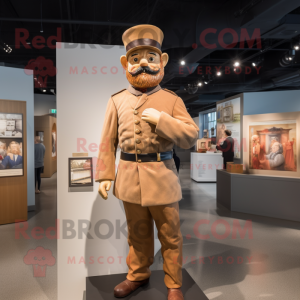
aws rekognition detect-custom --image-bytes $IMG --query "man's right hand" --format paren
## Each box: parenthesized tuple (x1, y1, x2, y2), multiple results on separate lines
(98, 180, 112, 200)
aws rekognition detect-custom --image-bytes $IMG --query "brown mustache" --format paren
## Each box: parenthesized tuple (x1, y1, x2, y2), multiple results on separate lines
(128, 66, 160, 76)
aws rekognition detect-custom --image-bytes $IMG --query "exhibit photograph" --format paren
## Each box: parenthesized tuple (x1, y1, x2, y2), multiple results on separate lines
(0, 113, 22, 138)
(68, 157, 93, 187)
(249, 120, 297, 171)
(0, 113, 24, 177)
(216, 97, 241, 159)
(52, 123, 57, 159)
(1, 1, 300, 300)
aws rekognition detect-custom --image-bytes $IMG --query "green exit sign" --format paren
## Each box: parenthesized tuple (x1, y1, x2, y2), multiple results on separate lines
(50, 109, 57, 114)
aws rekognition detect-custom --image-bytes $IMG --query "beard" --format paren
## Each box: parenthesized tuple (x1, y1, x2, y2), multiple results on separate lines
(126, 62, 164, 89)
(0, 149, 6, 157)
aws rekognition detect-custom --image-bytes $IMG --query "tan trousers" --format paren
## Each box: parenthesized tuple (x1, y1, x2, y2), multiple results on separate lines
(123, 201, 183, 288)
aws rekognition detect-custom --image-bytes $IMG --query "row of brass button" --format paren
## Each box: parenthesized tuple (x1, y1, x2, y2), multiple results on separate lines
(134, 109, 143, 160)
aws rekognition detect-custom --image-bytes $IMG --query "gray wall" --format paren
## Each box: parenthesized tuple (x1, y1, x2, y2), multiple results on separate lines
(0, 66, 35, 208)
(34, 94, 56, 116)
(244, 90, 300, 115)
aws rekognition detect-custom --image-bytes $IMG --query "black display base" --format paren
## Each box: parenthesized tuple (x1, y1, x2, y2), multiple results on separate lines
(86, 269, 208, 300)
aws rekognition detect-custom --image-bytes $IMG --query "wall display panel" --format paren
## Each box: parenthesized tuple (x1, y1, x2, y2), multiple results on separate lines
(0, 99, 27, 225)
(217, 97, 241, 159)
(0, 113, 23, 177)
(68, 157, 93, 187)
(244, 111, 300, 178)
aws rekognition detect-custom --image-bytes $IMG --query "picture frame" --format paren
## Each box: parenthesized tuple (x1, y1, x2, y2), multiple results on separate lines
(0, 113, 24, 178)
(68, 157, 93, 187)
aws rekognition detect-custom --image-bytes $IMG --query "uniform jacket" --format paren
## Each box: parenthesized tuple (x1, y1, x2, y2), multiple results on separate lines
(95, 84, 199, 206)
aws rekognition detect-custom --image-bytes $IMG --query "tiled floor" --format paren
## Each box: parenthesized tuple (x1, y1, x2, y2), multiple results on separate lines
(0, 167, 299, 300)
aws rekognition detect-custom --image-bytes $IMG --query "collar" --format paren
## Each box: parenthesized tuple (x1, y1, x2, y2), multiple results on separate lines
(127, 84, 161, 96)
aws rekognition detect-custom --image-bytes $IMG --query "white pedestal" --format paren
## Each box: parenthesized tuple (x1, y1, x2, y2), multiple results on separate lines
(190, 152, 223, 182)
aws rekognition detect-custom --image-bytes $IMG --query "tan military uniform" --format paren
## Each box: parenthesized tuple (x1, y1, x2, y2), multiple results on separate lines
(96, 84, 199, 288)
(95, 84, 199, 206)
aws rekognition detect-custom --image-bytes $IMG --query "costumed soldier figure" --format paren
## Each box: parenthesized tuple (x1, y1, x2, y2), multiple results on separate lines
(96, 24, 199, 300)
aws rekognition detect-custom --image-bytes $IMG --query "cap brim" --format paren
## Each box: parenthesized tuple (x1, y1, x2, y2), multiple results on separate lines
(126, 46, 162, 59)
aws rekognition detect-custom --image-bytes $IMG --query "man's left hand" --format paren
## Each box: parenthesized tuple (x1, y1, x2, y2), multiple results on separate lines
(141, 108, 161, 125)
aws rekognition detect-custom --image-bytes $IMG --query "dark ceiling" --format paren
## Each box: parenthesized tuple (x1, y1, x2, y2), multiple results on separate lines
(1, 0, 300, 117)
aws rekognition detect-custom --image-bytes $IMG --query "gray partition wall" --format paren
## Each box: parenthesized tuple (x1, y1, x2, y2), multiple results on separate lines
(217, 170, 300, 222)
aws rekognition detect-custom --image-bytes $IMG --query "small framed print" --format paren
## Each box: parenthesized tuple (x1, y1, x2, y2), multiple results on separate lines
(0, 113, 23, 177)
(68, 157, 93, 187)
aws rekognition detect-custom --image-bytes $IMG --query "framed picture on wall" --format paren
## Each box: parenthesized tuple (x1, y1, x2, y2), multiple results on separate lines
(216, 97, 242, 159)
(36, 131, 44, 143)
(0, 113, 23, 177)
(52, 123, 57, 159)
(68, 157, 93, 187)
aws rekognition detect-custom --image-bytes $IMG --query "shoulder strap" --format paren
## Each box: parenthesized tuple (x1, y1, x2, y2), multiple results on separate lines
(163, 88, 178, 96)
(111, 89, 126, 97)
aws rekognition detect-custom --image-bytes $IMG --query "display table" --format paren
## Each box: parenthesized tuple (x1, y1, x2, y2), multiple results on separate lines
(191, 152, 223, 182)
(86, 269, 208, 300)
(217, 170, 300, 222)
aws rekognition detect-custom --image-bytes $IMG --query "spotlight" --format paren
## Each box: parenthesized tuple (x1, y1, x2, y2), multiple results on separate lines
(0, 41, 12, 54)
(186, 84, 198, 94)
(279, 50, 295, 67)
(180, 60, 185, 65)
(234, 61, 240, 67)
(294, 45, 299, 50)
(216, 71, 221, 76)
(198, 82, 202, 86)
(204, 81, 208, 84)
(252, 57, 263, 67)
(43, 89, 46, 92)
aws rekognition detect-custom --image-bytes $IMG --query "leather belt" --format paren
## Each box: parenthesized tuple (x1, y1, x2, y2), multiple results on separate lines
(121, 151, 173, 162)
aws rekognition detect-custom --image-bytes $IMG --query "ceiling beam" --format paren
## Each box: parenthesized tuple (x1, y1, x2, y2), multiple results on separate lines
(0, 17, 138, 27)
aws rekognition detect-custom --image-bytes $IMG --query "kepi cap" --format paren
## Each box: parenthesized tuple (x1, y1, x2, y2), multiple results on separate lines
(122, 24, 164, 58)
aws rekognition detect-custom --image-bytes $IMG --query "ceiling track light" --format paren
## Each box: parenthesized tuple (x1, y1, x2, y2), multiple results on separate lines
(279, 50, 295, 67)
(180, 60, 185, 65)
(0, 41, 12, 54)
(252, 57, 264, 67)
(233, 61, 240, 67)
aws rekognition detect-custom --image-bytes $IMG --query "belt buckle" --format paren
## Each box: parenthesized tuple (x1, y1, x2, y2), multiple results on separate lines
(157, 153, 161, 162)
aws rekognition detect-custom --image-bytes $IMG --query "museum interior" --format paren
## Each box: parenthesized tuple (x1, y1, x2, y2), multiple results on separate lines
(0, 1, 300, 300)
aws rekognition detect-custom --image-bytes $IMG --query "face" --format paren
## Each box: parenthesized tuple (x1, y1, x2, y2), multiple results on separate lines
(10, 143, 20, 155)
(121, 48, 168, 89)
(272, 144, 279, 153)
